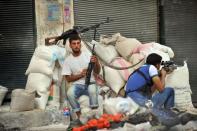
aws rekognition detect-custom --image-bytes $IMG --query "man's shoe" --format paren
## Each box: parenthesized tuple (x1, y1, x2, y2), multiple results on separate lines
(67, 119, 83, 131)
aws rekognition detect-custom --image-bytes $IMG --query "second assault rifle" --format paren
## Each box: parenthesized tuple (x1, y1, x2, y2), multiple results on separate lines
(161, 60, 177, 72)
(56, 17, 113, 45)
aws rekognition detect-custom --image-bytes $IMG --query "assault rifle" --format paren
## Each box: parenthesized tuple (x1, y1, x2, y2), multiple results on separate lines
(56, 17, 113, 45)
(83, 18, 113, 87)
(85, 44, 95, 87)
(161, 60, 177, 72)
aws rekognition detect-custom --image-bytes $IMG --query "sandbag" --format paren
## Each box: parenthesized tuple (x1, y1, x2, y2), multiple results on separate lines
(102, 66, 125, 94)
(110, 57, 134, 81)
(25, 55, 55, 76)
(128, 53, 145, 70)
(0, 85, 8, 106)
(104, 97, 139, 115)
(100, 34, 118, 45)
(88, 40, 119, 63)
(35, 91, 49, 110)
(142, 47, 171, 61)
(78, 95, 103, 124)
(25, 73, 52, 95)
(151, 42, 174, 58)
(10, 89, 35, 112)
(132, 42, 174, 60)
(35, 45, 66, 63)
(115, 34, 141, 60)
(165, 61, 190, 89)
(174, 90, 194, 110)
(165, 61, 193, 110)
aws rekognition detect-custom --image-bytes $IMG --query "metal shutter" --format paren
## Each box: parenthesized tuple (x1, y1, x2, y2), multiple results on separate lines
(162, 0, 197, 102)
(73, 0, 158, 42)
(0, 0, 35, 90)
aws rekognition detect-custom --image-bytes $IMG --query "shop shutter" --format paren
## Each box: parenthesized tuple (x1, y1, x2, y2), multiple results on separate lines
(162, 0, 197, 102)
(0, 0, 35, 90)
(73, 0, 158, 43)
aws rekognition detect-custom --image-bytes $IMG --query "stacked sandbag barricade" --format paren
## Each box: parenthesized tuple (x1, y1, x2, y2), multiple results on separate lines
(89, 33, 197, 117)
(13, 32, 196, 130)
(25, 45, 66, 110)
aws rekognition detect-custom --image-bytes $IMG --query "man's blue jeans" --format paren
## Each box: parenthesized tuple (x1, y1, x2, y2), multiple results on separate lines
(67, 84, 99, 112)
(127, 87, 175, 109)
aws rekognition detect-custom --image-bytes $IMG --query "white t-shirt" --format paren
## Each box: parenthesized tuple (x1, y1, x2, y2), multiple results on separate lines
(148, 65, 158, 77)
(62, 51, 95, 85)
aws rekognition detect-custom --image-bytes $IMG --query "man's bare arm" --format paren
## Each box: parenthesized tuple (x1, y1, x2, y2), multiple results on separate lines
(65, 69, 87, 82)
(152, 69, 166, 92)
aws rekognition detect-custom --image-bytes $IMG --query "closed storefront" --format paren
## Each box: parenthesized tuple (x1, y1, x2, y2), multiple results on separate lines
(162, 0, 197, 102)
(0, 0, 36, 90)
(73, 0, 158, 42)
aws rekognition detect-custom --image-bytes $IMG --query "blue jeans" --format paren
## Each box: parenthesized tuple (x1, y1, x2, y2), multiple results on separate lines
(127, 87, 175, 109)
(67, 84, 99, 112)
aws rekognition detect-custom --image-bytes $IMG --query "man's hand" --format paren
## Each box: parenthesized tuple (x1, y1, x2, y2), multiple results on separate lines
(90, 55, 99, 64)
(160, 68, 167, 77)
(80, 68, 87, 77)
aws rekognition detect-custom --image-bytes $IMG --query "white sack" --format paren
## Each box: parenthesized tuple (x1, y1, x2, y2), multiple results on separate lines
(34, 45, 54, 61)
(25, 55, 55, 76)
(25, 73, 52, 95)
(151, 42, 174, 58)
(78, 95, 103, 124)
(102, 66, 125, 94)
(165, 61, 190, 89)
(35, 91, 49, 110)
(165, 61, 194, 110)
(35, 45, 66, 67)
(142, 47, 171, 62)
(89, 40, 119, 63)
(173, 90, 193, 110)
(104, 97, 139, 115)
(100, 34, 118, 45)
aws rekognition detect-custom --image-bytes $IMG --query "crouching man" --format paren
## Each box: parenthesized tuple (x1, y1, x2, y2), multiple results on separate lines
(125, 53, 175, 109)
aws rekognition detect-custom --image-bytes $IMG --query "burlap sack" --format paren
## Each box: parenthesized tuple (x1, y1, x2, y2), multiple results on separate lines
(10, 89, 35, 112)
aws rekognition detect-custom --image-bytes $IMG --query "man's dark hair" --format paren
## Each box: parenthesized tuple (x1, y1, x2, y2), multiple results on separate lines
(146, 53, 162, 66)
(69, 34, 81, 44)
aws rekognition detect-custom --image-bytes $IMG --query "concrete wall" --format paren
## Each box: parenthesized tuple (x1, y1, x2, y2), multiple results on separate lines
(35, 0, 74, 45)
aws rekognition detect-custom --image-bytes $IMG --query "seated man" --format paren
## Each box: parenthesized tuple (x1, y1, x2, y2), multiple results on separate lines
(62, 34, 101, 120)
(125, 53, 175, 109)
